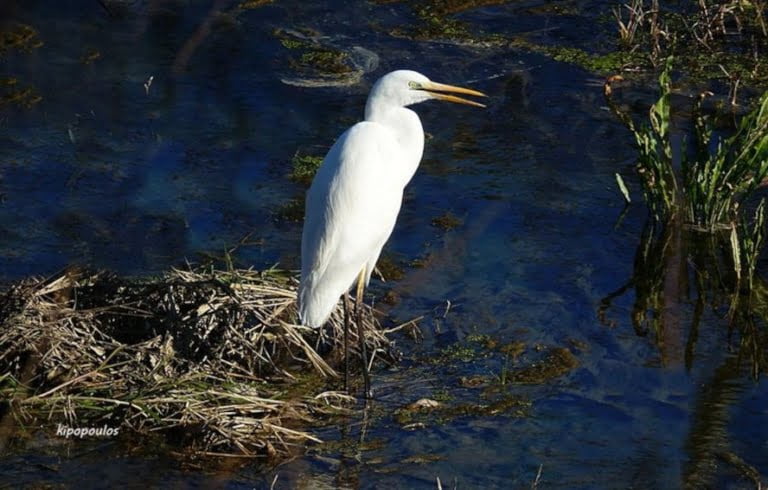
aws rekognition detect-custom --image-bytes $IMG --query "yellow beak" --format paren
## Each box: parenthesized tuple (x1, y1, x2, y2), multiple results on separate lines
(417, 81, 487, 108)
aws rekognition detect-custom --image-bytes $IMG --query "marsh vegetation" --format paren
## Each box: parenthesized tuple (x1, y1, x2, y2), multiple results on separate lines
(0, 266, 394, 458)
(603, 58, 768, 379)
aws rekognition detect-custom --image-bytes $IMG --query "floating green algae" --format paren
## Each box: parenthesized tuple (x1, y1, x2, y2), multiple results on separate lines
(275, 197, 305, 223)
(238, 0, 273, 10)
(0, 78, 42, 109)
(0, 24, 43, 57)
(289, 153, 324, 184)
(431, 211, 463, 231)
(507, 347, 579, 384)
(297, 49, 353, 74)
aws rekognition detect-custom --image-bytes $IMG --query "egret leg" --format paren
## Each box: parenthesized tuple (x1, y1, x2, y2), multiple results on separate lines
(355, 268, 372, 399)
(342, 292, 351, 393)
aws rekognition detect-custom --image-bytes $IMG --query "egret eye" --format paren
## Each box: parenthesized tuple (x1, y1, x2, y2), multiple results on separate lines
(408, 81, 421, 90)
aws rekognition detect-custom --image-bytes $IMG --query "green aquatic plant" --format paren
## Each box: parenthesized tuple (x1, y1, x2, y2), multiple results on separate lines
(0, 24, 43, 57)
(607, 58, 768, 228)
(685, 93, 768, 229)
(290, 153, 324, 184)
(393, 393, 530, 427)
(604, 58, 768, 378)
(383, 0, 508, 46)
(238, 0, 272, 9)
(276, 197, 305, 222)
(280, 38, 306, 50)
(374, 254, 406, 281)
(510, 39, 633, 74)
(297, 49, 352, 74)
(273, 29, 357, 82)
(410, 4, 474, 40)
(431, 211, 462, 231)
(616, 61, 678, 220)
(0, 78, 42, 109)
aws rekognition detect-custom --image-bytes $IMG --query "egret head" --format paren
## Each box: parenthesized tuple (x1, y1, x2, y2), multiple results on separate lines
(366, 70, 486, 112)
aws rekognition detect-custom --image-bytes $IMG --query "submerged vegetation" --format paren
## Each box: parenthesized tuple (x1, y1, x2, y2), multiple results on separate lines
(0, 267, 396, 458)
(289, 153, 324, 184)
(272, 28, 365, 87)
(607, 59, 768, 228)
(0, 78, 41, 109)
(392, 334, 578, 428)
(604, 58, 768, 377)
(0, 24, 43, 110)
(0, 24, 43, 57)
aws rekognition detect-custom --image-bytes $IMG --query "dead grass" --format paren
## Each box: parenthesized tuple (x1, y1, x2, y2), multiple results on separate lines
(0, 266, 397, 459)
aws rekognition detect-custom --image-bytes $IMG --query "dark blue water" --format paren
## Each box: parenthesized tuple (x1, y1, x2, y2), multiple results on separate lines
(2, 1, 766, 488)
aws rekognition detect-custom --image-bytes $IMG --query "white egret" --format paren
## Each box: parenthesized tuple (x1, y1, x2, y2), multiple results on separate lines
(298, 70, 486, 397)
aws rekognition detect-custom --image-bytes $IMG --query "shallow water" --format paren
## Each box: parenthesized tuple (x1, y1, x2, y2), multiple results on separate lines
(1, 0, 767, 488)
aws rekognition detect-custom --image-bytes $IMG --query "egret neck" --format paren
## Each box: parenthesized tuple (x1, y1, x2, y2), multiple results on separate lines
(364, 101, 425, 189)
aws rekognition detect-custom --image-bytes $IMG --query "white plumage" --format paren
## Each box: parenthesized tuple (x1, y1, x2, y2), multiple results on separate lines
(298, 70, 485, 329)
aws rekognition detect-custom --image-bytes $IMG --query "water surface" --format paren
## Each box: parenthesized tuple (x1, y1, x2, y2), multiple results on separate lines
(1, 0, 766, 488)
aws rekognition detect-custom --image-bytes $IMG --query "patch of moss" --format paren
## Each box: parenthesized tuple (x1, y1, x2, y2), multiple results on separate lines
(0, 24, 43, 57)
(458, 375, 487, 388)
(511, 38, 633, 74)
(467, 333, 498, 350)
(508, 347, 579, 384)
(274, 28, 355, 77)
(410, 5, 473, 40)
(280, 38, 306, 50)
(409, 253, 432, 268)
(434, 342, 483, 363)
(393, 400, 434, 425)
(566, 338, 588, 352)
(401, 454, 444, 464)
(0, 78, 42, 109)
(277, 371, 328, 398)
(383, 1, 507, 45)
(465, 333, 489, 343)
(678, 49, 768, 90)
(431, 211, 462, 231)
(297, 49, 352, 74)
(498, 340, 525, 359)
(289, 154, 324, 184)
(239, 0, 272, 9)
(380, 290, 400, 305)
(525, 2, 581, 16)
(434, 395, 530, 422)
(275, 198, 305, 223)
(432, 388, 453, 402)
(483, 394, 530, 416)
(376, 254, 405, 281)
(440, 334, 527, 365)
(313, 436, 387, 456)
(375, 0, 512, 16)
(80, 50, 101, 65)
(394, 392, 529, 426)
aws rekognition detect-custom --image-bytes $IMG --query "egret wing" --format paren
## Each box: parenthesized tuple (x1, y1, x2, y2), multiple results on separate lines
(299, 122, 404, 327)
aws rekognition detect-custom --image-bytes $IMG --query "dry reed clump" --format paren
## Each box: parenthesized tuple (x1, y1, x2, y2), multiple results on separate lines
(0, 267, 398, 458)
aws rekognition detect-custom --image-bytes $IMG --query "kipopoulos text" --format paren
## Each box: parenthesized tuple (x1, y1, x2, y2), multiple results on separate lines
(55, 424, 120, 438)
